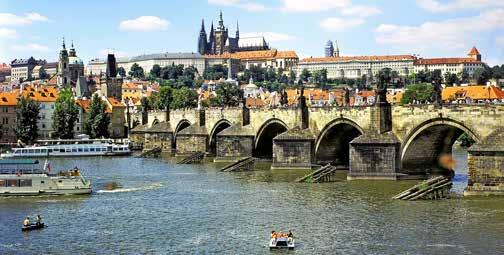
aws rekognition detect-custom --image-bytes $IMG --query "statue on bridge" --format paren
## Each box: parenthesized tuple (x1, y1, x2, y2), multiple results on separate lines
(344, 87, 351, 106)
(431, 80, 443, 106)
(375, 70, 389, 105)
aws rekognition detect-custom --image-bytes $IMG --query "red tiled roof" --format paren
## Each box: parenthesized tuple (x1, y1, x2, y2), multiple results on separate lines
(415, 58, 481, 65)
(442, 85, 504, 101)
(0, 92, 18, 106)
(21, 85, 58, 102)
(204, 49, 298, 60)
(468, 46, 480, 56)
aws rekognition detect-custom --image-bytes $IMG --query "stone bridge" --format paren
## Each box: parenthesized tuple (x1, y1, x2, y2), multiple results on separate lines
(136, 104, 504, 196)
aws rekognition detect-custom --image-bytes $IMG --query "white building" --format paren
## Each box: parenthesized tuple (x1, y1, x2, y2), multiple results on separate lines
(413, 47, 483, 76)
(87, 52, 206, 76)
(297, 55, 415, 79)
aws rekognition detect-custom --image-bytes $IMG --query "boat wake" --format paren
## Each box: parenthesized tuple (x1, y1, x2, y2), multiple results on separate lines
(96, 183, 163, 194)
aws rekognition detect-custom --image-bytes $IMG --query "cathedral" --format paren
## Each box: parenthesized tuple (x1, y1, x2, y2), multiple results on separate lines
(198, 11, 270, 55)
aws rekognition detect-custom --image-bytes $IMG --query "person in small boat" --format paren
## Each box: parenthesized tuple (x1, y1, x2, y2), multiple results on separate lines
(23, 217, 30, 227)
(271, 230, 277, 239)
(287, 230, 293, 242)
(35, 215, 41, 226)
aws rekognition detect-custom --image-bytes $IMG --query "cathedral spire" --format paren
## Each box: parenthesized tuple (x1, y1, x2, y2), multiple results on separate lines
(218, 10, 224, 30)
(335, 40, 340, 57)
(200, 19, 206, 33)
(62, 37, 66, 49)
(236, 20, 239, 38)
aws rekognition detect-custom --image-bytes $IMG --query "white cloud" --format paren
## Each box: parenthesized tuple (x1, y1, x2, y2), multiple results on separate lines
(320, 17, 365, 31)
(280, 0, 350, 12)
(0, 12, 50, 26)
(11, 43, 50, 52)
(416, 0, 504, 13)
(119, 16, 170, 32)
(241, 32, 296, 42)
(341, 5, 382, 17)
(375, 9, 504, 52)
(208, 0, 267, 12)
(0, 27, 17, 38)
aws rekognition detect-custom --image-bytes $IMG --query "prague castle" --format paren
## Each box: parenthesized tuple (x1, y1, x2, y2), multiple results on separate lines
(198, 11, 270, 55)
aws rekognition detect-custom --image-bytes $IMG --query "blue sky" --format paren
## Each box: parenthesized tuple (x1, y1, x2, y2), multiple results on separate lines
(1, 0, 504, 66)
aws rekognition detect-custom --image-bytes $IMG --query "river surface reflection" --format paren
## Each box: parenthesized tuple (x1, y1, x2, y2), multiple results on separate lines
(2, 147, 504, 254)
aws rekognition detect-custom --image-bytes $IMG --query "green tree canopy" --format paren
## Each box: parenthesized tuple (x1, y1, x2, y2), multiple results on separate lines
(117, 67, 126, 77)
(85, 94, 110, 138)
(473, 65, 492, 85)
(52, 88, 79, 139)
(170, 87, 198, 109)
(400, 83, 434, 105)
(300, 68, 311, 83)
(15, 96, 40, 144)
(210, 82, 240, 107)
(150, 64, 162, 78)
(129, 63, 144, 79)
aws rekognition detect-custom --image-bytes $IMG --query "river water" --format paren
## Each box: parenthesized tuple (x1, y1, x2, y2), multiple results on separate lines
(2, 147, 504, 254)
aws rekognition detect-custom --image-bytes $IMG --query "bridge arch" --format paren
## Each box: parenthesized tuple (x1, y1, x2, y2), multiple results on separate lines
(173, 119, 191, 149)
(401, 118, 480, 176)
(254, 118, 288, 159)
(315, 118, 364, 166)
(209, 119, 232, 155)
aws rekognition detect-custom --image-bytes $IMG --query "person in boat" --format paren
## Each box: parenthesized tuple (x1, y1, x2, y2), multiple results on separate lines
(287, 230, 294, 242)
(271, 231, 277, 240)
(23, 217, 30, 227)
(35, 215, 41, 226)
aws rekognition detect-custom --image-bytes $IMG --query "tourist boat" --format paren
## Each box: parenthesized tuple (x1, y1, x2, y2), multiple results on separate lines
(22, 223, 45, 231)
(0, 139, 131, 158)
(269, 237, 295, 249)
(0, 159, 92, 196)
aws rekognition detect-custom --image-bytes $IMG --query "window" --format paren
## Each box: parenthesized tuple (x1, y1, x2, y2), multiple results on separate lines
(72, 148, 77, 152)
(27, 149, 34, 153)
(90, 148, 95, 152)
(19, 179, 32, 187)
(0, 180, 4, 186)
(78, 148, 83, 152)
(7, 179, 18, 187)
(83, 148, 89, 152)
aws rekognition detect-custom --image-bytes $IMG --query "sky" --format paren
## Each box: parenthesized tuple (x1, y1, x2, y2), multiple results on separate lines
(1, 0, 504, 66)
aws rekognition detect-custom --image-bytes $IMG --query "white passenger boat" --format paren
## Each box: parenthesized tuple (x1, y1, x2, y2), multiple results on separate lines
(0, 139, 131, 158)
(0, 160, 92, 196)
(269, 237, 295, 249)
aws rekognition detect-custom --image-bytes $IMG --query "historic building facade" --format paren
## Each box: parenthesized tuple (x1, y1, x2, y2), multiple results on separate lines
(413, 47, 484, 76)
(198, 11, 269, 55)
(57, 39, 84, 87)
(10, 57, 46, 82)
(299, 45, 485, 80)
(87, 53, 206, 77)
(297, 55, 415, 79)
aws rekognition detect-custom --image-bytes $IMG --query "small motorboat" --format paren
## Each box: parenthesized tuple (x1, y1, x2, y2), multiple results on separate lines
(22, 223, 45, 232)
(269, 237, 295, 249)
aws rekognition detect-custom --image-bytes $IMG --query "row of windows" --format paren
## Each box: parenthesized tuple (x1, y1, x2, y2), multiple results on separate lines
(0, 179, 32, 187)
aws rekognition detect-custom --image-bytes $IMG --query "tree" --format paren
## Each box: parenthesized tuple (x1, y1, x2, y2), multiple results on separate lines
(52, 88, 79, 139)
(211, 82, 240, 107)
(473, 65, 492, 85)
(203, 64, 227, 80)
(400, 83, 434, 104)
(85, 94, 110, 138)
(150, 64, 161, 78)
(15, 96, 40, 144)
(117, 67, 126, 77)
(443, 72, 458, 87)
(170, 87, 198, 109)
(300, 68, 311, 83)
(129, 63, 144, 79)
(458, 70, 470, 84)
(288, 70, 297, 85)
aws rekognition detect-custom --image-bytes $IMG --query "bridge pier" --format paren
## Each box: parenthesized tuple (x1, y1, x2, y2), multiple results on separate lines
(175, 109, 209, 155)
(271, 127, 315, 170)
(215, 125, 254, 162)
(465, 130, 504, 196)
(348, 97, 401, 180)
(143, 122, 173, 152)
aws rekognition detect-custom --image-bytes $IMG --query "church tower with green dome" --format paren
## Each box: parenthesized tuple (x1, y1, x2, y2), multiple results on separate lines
(57, 38, 84, 88)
